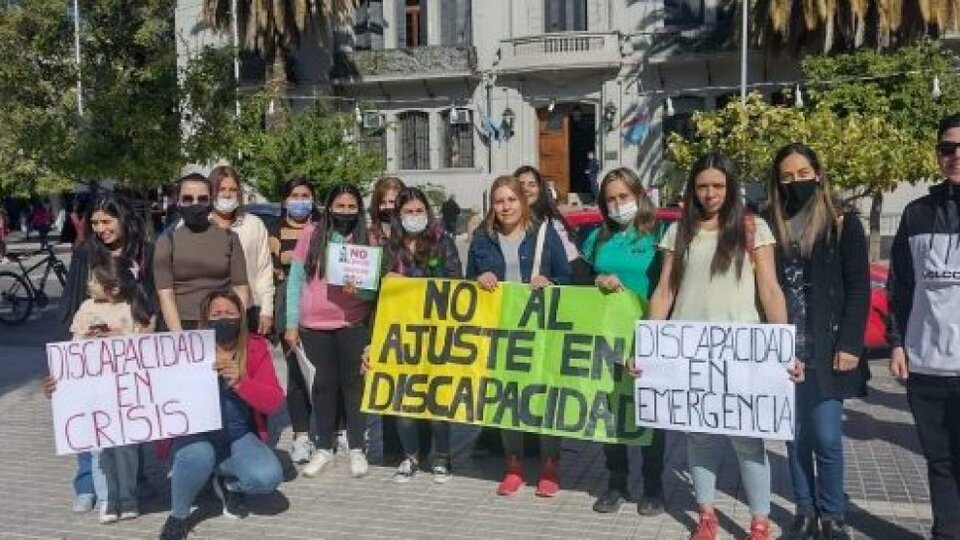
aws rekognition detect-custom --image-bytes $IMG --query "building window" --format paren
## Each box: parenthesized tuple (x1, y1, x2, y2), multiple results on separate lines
(399, 111, 430, 169)
(663, 96, 706, 152)
(664, 0, 704, 26)
(405, 0, 426, 47)
(358, 127, 387, 165)
(442, 109, 474, 168)
(544, 0, 586, 33)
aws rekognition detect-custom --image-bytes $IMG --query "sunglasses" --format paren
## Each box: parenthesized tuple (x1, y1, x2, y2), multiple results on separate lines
(936, 141, 960, 157)
(179, 195, 211, 205)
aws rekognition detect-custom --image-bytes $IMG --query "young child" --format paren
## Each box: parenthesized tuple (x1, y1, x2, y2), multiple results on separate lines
(46, 253, 156, 523)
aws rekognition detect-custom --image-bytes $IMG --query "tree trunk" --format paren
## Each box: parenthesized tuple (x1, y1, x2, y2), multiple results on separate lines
(869, 191, 883, 262)
(264, 47, 288, 130)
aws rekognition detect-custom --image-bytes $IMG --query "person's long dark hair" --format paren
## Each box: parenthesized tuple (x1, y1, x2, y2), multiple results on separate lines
(368, 176, 406, 246)
(88, 250, 154, 327)
(513, 165, 574, 237)
(84, 194, 148, 264)
(304, 183, 368, 280)
(387, 187, 446, 274)
(279, 177, 320, 223)
(669, 152, 746, 293)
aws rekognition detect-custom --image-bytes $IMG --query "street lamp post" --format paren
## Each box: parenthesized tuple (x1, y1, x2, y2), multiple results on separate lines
(740, 0, 748, 103)
(73, 0, 83, 116)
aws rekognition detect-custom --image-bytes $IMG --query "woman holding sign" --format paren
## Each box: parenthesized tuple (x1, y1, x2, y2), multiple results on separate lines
(285, 183, 373, 479)
(384, 187, 463, 483)
(159, 289, 283, 540)
(583, 167, 667, 516)
(645, 153, 802, 540)
(766, 143, 869, 540)
(467, 175, 572, 497)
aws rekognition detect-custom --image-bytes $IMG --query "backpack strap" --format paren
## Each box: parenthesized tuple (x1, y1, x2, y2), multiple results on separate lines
(531, 222, 548, 279)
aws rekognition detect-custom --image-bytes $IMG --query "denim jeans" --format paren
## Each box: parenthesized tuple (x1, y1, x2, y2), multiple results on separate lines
(907, 374, 960, 539)
(787, 377, 846, 519)
(687, 433, 771, 516)
(397, 417, 450, 461)
(91, 451, 107, 503)
(99, 445, 140, 513)
(168, 433, 282, 519)
(73, 452, 94, 497)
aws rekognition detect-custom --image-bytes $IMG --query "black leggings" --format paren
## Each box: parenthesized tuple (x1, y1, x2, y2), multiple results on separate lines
(282, 340, 311, 434)
(299, 325, 368, 450)
(603, 428, 665, 497)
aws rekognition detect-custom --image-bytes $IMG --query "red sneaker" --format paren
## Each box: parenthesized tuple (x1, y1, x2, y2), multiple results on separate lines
(497, 457, 524, 496)
(748, 516, 771, 540)
(535, 458, 559, 497)
(690, 510, 718, 540)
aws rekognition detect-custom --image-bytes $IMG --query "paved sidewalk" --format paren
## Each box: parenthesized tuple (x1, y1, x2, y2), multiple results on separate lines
(0, 259, 933, 539)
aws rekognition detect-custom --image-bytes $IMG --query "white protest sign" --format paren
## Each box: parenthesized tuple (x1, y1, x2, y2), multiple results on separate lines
(46, 330, 222, 455)
(634, 321, 796, 441)
(325, 242, 383, 290)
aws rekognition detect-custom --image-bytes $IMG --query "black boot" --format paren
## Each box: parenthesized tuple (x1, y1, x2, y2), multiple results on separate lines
(159, 516, 188, 540)
(592, 488, 624, 513)
(786, 514, 819, 539)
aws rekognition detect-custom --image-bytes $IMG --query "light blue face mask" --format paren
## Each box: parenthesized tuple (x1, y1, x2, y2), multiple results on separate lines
(286, 199, 313, 219)
(401, 214, 429, 234)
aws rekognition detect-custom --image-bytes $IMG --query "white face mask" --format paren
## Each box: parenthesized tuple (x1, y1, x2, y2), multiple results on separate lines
(401, 214, 429, 234)
(609, 200, 638, 225)
(214, 196, 239, 214)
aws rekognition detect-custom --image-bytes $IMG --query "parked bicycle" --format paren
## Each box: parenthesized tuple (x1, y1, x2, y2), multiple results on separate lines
(0, 244, 68, 325)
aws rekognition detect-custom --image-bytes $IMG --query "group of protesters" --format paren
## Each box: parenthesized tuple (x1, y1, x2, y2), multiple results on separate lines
(42, 113, 960, 540)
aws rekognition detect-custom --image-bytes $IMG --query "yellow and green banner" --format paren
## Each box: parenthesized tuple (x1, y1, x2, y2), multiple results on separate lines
(363, 277, 651, 445)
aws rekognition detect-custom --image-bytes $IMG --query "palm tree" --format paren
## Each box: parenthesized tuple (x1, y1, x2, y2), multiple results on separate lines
(202, 0, 357, 90)
(755, 0, 960, 53)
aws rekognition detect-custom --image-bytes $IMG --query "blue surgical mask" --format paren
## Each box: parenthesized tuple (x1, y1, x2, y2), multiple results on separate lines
(609, 201, 638, 225)
(286, 199, 313, 219)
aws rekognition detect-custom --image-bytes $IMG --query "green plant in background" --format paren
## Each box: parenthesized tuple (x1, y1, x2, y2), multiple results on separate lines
(227, 94, 384, 200)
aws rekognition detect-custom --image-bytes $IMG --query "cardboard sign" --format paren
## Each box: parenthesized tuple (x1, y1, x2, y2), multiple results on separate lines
(634, 321, 796, 441)
(362, 277, 653, 445)
(46, 330, 222, 455)
(325, 243, 383, 290)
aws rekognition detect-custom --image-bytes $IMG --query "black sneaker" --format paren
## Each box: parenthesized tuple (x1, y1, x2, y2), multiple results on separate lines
(637, 496, 665, 516)
(592, 489, 624, 513)
(820, 518, 851, 540)
(212, 475, 249, 519)
(786, 515, 819, 539)
(159, 516, 188, 540)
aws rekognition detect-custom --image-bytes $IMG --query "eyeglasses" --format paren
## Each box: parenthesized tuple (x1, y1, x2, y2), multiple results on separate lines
(179, 195, 210, 205)
(936, 141, 960, 157)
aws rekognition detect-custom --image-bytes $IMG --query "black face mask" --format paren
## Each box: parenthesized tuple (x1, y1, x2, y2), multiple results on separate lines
(211, 317, 242, 348)
(329, 212, 359, 234)
(781, 180, 819, 217)
(377, 208, 396, 223)
(179, 204, 212, 231)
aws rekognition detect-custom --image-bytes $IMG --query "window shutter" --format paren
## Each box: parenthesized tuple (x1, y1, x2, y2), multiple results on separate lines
(369, 0, 385, 49)
(395, 0, 407, 47)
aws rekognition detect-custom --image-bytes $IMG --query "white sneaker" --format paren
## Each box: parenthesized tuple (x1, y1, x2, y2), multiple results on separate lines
(393, 457, 417, 484)
(348, 449, 369, 478)
(289, 434, 314, 464)
(302, 449, 333, 478)
(98, 502, 118, 524)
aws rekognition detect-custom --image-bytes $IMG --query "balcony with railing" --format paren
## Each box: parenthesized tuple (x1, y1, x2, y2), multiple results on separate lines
(494, 32, 623, 74)
(332, 45, 477, 83)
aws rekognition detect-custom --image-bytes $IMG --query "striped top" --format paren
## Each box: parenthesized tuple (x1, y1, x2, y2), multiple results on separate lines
(269, 219, 309, 282)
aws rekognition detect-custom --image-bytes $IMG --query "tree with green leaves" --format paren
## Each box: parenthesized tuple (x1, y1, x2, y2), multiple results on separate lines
(225, 94, 384, 199)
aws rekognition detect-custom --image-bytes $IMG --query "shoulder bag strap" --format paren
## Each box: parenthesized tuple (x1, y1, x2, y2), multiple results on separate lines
(531, 222, 547, 279)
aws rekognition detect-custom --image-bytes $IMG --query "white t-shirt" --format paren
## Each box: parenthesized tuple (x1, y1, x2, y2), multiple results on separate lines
(659, 218, 776, 323)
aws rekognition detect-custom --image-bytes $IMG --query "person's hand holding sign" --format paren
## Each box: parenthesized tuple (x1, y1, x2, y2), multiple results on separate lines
(360, 344, 371, 375)
(477, 271, 498, 291)
(595, 274, 624, 293)
(625, 359, 642, 378)
(788, 359, 805, 383)
(215, 355, 241, 388)
(343, 276, 359, 296)
(529, 275, 552, 290)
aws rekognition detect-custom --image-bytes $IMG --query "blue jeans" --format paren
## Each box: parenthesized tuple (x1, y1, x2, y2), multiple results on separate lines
(687, 433, 771, 516)
(73, 452, 94, 496)
(787, 377, 846, 519)
(168, 433, 282, 519)
(397, 417, 451, 460)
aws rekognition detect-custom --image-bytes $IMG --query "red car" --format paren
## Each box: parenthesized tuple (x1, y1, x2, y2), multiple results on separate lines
(561, 205, 889, 350)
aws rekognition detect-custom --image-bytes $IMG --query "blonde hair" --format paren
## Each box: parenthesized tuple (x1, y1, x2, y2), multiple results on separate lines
(768, 144, 840, 258)
(484, 175, 533, 236)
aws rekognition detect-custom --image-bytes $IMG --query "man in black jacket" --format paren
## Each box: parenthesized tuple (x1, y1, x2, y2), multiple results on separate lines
(887, 113, 960, 540)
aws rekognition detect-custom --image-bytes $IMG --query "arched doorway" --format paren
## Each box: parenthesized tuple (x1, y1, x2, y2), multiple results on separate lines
(537, 103, 597, 202)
